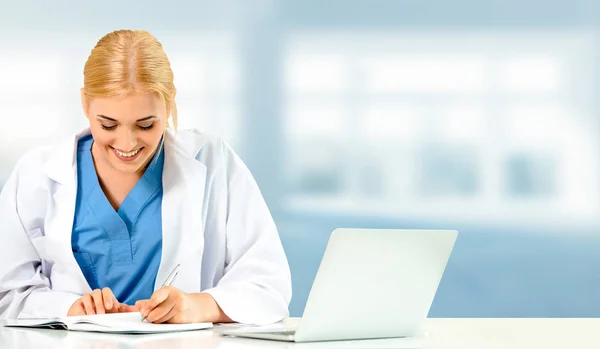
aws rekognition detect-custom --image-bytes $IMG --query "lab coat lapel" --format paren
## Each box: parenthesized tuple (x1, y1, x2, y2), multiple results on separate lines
(44, 128, 93, 294)
(157, 130, 207, 293)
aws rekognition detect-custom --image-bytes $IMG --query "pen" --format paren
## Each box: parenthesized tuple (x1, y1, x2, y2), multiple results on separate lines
(141, 263, 181, 322)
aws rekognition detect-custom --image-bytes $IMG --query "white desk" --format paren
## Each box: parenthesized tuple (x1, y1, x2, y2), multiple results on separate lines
(1, 318, 598, 349)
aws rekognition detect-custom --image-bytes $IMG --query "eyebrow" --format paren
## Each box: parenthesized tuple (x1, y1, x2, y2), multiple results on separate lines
(97, 115, 157, 122)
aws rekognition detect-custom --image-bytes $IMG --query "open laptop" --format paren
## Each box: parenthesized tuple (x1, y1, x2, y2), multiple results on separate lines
(217, 228, 458, 342)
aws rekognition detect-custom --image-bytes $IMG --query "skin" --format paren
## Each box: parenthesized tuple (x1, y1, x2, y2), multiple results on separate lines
(67, 90, 232, 324)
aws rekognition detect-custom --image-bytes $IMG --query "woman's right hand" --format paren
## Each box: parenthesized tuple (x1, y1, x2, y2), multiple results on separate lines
(68, 287, 137, 316)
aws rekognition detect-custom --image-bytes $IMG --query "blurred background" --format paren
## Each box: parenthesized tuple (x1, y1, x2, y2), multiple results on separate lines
(0, 0, 599, 317)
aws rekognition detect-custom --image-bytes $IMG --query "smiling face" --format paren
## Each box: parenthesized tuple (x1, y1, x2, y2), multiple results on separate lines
(82, 90, 168, 175)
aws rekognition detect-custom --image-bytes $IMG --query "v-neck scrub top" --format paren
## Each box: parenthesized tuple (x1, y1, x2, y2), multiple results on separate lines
(71, 134, 164, 304)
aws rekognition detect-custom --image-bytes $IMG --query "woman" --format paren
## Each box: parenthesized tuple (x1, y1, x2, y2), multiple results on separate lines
(0, 30, 291, 325)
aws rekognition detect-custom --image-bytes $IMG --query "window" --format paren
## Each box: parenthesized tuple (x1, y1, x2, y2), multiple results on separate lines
(283, 31, 598, 225)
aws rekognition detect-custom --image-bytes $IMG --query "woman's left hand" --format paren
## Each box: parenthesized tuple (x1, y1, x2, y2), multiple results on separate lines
(135, 286, 224, 324)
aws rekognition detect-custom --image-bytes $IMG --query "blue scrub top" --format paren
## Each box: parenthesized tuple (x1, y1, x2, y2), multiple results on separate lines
(71, 134, 164, 304)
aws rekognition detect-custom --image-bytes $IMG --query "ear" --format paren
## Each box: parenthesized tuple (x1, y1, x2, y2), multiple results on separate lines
(80, 88, 91, 119)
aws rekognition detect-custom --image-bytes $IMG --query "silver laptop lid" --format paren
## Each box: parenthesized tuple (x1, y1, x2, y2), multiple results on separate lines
(294, 228, 457, 342)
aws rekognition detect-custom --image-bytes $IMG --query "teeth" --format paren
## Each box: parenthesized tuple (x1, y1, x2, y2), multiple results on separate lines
(115, 148, 140, 158)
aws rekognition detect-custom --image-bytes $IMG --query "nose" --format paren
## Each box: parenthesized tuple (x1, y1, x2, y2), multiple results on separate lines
(115, 128, 137, 152)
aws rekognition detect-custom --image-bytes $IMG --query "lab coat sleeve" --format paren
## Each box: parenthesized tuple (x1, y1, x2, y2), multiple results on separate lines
(202, 142, 292, 325)
(0, 161, 81, 319)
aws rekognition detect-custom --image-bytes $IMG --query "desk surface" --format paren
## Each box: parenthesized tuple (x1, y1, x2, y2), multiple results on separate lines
(1, 318, 598, 349)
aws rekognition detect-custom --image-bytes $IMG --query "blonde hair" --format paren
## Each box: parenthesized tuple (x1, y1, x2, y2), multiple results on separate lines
(82, 29, 178, 129)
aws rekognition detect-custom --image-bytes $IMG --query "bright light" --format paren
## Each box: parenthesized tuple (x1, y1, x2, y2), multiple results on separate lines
(363, 55, 487, 93)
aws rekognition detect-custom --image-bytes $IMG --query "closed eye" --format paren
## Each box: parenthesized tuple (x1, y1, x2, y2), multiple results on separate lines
(138, 123, 154, 131)
(100, 124, 117, 131)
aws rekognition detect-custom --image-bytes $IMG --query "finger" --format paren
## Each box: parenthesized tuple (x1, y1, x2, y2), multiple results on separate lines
(145, 288, 171, 313)
(78, 300, 87, 315)
(69, 300, 86, 316)
(119, 302, 135, 312)
(101, 288, 115, 311)
(155, 303, 179, 324)
(91, 289, 105, 314)
(135, 299, 147, 310)
(146, 298, 176, 323)
(82, 294, 96, 315)
(135, 300, 149, 315)
(118, 304, 138, 313)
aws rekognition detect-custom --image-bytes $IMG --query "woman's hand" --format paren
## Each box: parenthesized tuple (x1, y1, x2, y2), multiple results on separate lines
(135, 286, 231, 324)
(68, 287, 137, 316)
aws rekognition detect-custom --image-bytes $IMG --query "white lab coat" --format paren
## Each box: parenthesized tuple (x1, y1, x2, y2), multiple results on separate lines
(0, 127, 292, 324)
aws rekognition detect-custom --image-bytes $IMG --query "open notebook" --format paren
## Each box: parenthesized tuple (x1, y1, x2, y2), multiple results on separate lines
(1, 312, 212, 334)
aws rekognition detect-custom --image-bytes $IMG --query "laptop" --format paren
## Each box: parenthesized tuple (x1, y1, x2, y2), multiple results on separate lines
(217, 228, 457, 342)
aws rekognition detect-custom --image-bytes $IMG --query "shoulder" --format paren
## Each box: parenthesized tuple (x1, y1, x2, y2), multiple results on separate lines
(5, 128, 81, 192)
(170, 128, 242, 167)
(9, 143, 58, 184)
(169, 128, 251, 182)
(1, 138, 67, 217)
(169, 128, 225, 155)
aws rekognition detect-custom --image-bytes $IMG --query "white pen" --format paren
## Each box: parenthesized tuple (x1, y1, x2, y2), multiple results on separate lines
(141, 263, 180, 322)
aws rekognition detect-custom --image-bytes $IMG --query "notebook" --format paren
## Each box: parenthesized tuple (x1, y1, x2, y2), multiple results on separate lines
(0, 312, 213, 334)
